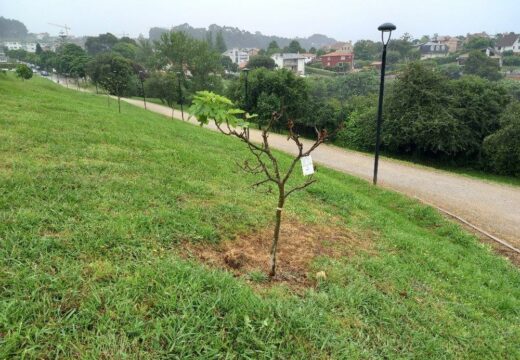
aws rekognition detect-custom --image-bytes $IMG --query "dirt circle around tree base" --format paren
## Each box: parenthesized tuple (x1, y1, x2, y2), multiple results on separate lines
(179, 219, 375, 288)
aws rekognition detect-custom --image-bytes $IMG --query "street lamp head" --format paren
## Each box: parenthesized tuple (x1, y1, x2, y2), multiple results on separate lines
(378, 22, 396, 45)
(378, 23, 396, 32)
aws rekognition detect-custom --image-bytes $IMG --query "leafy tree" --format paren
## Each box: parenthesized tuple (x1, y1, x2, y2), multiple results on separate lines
(85, 33, 119, 55)
(156, 30, 223, 95)
(503, 56, 520, 67)
(35, 43, 43, 55)
(384, 62, 469, 155)
(144, 72, 179, 117)
(386, 50, 401, 66)
(501, 79, 520, 101)
(354, 40, 381, 61)
(55, 43, 90, 79)
(336, 95, 377, 150)
(246, 55, 275, 70)
(91, 53, 134, 113)
(156, 31, 193, 72)
(309, 47, 317, 54)
(284, 40, 305, 53)
(440, 63, 463, 79)
(206, 31, 214, 48)
(464, 36, 494, 50)
(221, 55, 238, 72)
(112, 42, 137, 60)
(229, 68, 308, 127)
(215, 31, 227, 53)
(464, 51, 502, 81)
(450, 76, 509, 158)
(135, 37, 157, 70)
(483, 101, 520, 175)
(15, 64, 32, 81)
(190, 91, 334, 277)
(267, 41, 279, 51)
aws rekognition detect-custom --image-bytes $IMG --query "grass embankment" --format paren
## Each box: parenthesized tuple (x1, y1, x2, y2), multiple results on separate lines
(0, 74, 519, 358)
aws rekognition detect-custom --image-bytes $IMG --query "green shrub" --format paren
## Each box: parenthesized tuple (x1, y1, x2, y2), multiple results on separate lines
(483, 101, 520, 175)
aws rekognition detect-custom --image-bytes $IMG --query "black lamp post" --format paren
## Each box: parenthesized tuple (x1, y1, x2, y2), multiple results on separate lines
(373, 22, 396, 186)
(176, 71, 184, 121)
(139, 70, 147, 110)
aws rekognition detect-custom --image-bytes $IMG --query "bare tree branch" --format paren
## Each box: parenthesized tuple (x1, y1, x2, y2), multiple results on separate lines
(284, 177, 317, 199)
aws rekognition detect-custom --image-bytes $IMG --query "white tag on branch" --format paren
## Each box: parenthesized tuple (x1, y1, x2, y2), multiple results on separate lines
(301, 155, 314, 176)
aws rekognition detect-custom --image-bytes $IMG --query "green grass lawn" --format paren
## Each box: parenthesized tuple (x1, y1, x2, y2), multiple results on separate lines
(1, 74, 519, 359)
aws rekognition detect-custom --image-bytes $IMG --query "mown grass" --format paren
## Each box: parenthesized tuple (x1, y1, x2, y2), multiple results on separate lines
(0, 74, 519, 359)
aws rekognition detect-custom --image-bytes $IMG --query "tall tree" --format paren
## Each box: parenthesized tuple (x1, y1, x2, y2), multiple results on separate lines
(85, 33, 119, 55)
(215, 31, 227, 53)
(354, 40, 381, 61)
(91, 53, 134, 113)
(284, 40, 305, 53)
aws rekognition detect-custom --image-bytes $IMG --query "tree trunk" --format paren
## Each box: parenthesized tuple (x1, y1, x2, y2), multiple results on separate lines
(118, 96, 121, 113)
(269, 186, 285, 277)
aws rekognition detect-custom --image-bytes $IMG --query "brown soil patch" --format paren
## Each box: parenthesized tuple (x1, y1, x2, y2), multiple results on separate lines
(180, 219, 373, 288)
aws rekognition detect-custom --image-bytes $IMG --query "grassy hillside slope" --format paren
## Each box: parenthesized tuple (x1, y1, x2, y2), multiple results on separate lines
(0, 74, 519, 359)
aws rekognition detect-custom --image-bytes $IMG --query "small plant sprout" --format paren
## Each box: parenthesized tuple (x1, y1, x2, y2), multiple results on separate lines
(190, 91, 337, 277)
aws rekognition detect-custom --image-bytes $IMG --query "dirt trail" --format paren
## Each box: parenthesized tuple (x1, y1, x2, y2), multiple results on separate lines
(121, 97, 520, 250)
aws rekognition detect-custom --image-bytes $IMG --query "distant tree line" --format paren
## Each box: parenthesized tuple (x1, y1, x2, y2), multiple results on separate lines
(0, 16, 28, 39)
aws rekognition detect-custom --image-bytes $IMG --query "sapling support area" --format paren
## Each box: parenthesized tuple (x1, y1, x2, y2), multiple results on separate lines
(190, 91, 337, 277)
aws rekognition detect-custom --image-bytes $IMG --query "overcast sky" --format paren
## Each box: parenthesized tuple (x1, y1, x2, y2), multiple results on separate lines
(2, 0, 519, 41)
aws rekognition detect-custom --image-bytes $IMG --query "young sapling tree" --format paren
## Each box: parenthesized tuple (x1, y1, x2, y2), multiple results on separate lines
(190, 91, 334, 277)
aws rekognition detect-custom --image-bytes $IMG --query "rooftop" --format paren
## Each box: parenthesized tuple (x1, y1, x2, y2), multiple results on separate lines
(496, 33, 519, 47)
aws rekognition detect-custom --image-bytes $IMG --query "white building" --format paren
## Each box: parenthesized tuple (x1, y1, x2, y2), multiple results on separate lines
(223, 48, 250, 65)
(0, 50, 8, 63)
(271, 53, 306, 76)
(496, 33, 520, 54)
(3, 41, 38, 53)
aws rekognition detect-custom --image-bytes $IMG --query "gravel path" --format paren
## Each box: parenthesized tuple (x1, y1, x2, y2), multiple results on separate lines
(121, 97, 520, 249)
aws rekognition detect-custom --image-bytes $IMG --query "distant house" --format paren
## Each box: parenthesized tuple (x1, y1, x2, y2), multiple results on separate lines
(323, 41, 354, 53)
(435, 36, 461, 53)
(321, 50, 354, 70)
(496, 33, 520, 54)
(419, 42, 449, 59)
(271, 53, 306, 75)
(222, 48, 250, 66)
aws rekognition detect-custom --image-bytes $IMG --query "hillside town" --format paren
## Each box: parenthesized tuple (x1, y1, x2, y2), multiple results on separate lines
(2, 19, 520, 80)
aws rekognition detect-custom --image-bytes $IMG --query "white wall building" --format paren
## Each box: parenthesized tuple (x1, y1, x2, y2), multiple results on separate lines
(271, 53, 306, 76)
(496, 33, 520, 54)
(3, 41, 38, 53)
(223, 48, 250, 65)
